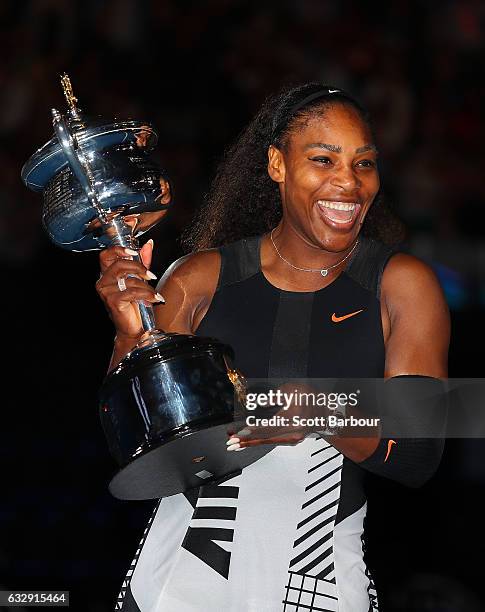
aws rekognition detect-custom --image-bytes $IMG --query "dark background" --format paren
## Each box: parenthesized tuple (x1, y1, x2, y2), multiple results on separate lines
(1, 1, 484, 610)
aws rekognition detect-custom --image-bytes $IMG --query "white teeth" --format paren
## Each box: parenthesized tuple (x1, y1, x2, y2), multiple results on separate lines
(316, 200, 357, 211)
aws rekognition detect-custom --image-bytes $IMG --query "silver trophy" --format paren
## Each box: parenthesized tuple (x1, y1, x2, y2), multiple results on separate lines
(22, 75, 268, 500)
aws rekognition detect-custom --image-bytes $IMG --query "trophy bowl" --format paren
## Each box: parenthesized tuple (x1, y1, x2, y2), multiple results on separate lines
(21, 75, 269, 500)
(21, 116, 171, 251)
(100, 334, 254, 499)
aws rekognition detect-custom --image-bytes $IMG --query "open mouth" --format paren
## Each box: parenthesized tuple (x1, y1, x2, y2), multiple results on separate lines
(316, 200, 361, 226)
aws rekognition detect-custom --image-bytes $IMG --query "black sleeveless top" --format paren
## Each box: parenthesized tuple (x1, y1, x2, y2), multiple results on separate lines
(197, 235, 392, 379)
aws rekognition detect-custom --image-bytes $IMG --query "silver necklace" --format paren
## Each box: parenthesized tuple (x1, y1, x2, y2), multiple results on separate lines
(270, 229, 359, 277)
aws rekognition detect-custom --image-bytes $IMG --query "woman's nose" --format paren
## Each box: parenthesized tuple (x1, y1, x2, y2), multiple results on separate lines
(330, 164, 361, 192)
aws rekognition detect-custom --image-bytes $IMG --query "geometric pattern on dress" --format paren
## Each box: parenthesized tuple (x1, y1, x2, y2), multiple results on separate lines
(115, 500, 161, 610)
(181, 480, 240, 579)
(282, 439, 343, 611)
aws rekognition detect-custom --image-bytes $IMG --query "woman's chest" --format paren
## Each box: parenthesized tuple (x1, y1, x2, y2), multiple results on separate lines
(196, 273, 385, 379)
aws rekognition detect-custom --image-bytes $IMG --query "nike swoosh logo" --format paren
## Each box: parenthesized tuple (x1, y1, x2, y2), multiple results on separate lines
(331, 309, 364, 323)
(384, 439, 396, 462)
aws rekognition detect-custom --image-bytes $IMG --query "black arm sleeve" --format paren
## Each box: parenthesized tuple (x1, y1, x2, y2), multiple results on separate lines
(357, 376, 447, 488)
(358, 437, 444, 488)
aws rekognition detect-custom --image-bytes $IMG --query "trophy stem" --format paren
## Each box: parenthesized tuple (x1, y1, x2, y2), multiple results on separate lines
(103, 215, 158, 334)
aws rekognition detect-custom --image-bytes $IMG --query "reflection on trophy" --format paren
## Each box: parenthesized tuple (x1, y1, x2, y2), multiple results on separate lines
(21, 75, 267, 500)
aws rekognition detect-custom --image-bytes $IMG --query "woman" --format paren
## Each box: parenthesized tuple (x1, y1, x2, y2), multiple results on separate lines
(97, 83, 449, 611)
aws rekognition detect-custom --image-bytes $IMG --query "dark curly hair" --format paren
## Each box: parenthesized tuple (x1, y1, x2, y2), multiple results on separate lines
(182, 82, 405, 252)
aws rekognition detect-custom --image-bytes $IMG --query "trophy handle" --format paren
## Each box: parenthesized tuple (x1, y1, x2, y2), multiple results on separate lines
(52, 109, 157, 333)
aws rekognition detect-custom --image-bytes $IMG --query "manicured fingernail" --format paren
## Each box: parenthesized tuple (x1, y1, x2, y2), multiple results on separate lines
(146, 271, 157, 280)
(226, 437, 240, 445)
(235, 447, 246, 451)
(155, 293, 165, 302)
(147, 239, 154, 248)
(124, 248, 138, 256)
(227, 443, 241, 451)
(237, 428, 251, 437)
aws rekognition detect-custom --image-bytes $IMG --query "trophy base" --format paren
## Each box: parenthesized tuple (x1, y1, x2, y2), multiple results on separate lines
(108, 418, 273, 500)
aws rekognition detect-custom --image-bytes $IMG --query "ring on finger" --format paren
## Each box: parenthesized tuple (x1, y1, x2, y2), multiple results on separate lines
(117, 276, 127, 292)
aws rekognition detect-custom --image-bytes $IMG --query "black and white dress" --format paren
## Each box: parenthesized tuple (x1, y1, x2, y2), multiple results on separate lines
(116, 236, 395, 612)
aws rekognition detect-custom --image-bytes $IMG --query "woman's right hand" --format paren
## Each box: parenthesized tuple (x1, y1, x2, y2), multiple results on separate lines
(96, 239, 164, 341)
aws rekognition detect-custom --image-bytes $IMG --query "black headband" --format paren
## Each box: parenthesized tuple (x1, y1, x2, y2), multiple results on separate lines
(271, 86, 354, 142)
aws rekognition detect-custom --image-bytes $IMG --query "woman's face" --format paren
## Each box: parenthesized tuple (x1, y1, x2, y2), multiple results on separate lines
(268, 103, 380, 252)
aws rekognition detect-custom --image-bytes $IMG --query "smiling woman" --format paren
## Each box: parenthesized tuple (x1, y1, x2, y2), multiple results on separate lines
(96, 83, 449, 611)
(182, 83, 404, 254)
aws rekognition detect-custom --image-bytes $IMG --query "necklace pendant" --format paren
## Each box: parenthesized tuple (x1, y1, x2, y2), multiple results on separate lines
(320, 269, 328, 277)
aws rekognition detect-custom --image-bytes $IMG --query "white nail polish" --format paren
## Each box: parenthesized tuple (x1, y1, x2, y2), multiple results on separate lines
(146, 271, 157, 280)
(155, 293, 165, 302)
(235, 447, 246, 452)
(124, 248, 138, 256)
(226, 438, 240, 445)
(227, 443, 241, 451)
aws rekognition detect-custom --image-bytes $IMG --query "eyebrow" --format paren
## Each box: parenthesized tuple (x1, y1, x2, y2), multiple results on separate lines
(304, 142, 378, 154)
(356, 144, 378, 154)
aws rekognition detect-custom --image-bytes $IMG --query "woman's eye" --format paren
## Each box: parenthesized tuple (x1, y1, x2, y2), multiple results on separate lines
(356, 159, 376, 168)
(310, 156, 332, 165)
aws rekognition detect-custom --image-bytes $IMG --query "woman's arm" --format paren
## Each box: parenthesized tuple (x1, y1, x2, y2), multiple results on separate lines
(331, 253, 450, 485)
(381, 253, 450, 379)
(153, 249, 220, 334)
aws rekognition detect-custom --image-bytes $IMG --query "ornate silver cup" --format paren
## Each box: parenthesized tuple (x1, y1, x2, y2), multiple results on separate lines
(21, 75, 268, 500)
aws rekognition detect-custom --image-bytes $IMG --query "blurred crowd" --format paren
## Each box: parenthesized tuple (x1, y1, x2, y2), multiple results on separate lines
(1, 0, 484, 306)
(1, 1, 484, 611)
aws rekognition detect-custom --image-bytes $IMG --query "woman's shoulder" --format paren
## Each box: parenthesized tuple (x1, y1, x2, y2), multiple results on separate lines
(158, 248, 221, 286)
(381, 251, 449, 324)
(353, 236, 442, 298)
(157, 235, 261, 292)
(382, 252, 441, 292)
(157, 249, 221, 294)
